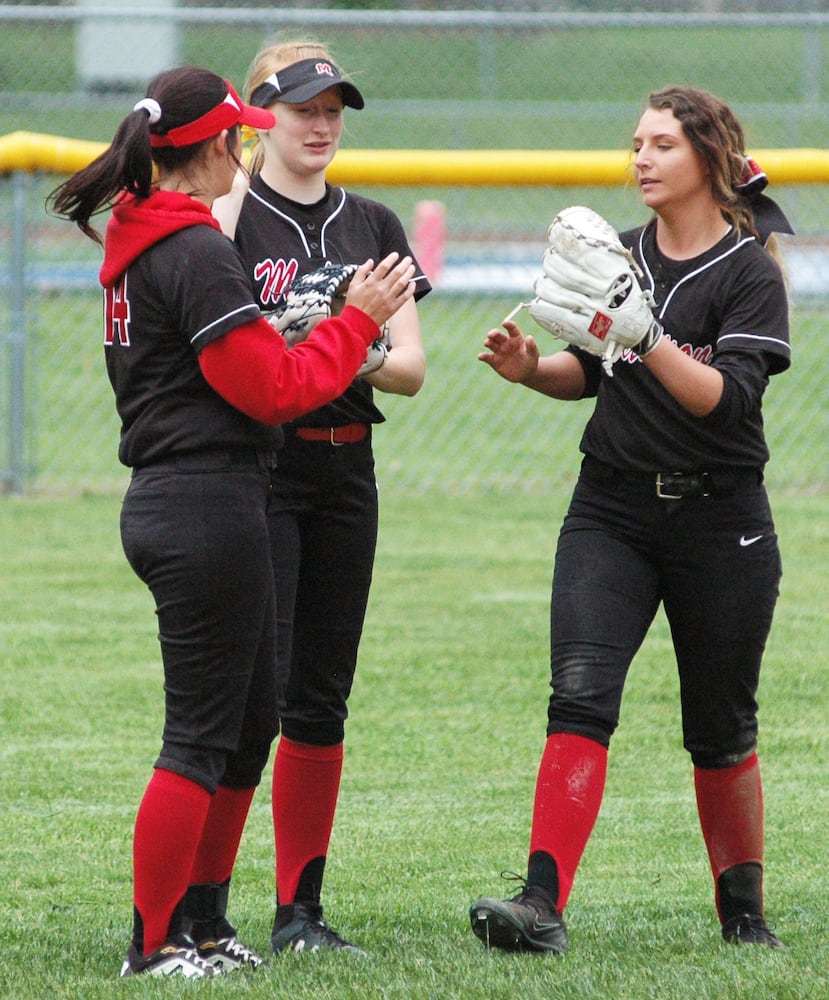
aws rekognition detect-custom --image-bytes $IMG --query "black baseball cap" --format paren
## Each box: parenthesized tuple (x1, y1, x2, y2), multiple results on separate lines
(250, 58, 364, 110)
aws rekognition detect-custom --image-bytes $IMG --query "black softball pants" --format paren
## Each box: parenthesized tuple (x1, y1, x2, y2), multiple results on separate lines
(547, 457, 782, 768)
(120, 454, 280, 793)
(267, 430, 378, 747)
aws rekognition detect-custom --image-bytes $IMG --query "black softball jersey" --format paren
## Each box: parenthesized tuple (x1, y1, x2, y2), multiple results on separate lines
(570, 220, 790, 474)
(100, 190, 282, 467)
(234, 178, 431, 429)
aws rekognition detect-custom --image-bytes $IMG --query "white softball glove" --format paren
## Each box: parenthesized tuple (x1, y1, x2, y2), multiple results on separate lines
(508, 205, 662, 375)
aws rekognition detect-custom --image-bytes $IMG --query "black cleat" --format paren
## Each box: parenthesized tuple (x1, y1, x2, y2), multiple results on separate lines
(722, 913, 786, 949)
(470, 884, 568, 955)
(271, 902, 363, 955)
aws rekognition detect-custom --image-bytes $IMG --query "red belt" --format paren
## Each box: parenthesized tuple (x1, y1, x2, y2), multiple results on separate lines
(294, 423, 368, 445)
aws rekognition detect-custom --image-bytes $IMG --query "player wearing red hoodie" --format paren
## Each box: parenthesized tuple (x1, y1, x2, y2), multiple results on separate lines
(48, 65, 414, 978)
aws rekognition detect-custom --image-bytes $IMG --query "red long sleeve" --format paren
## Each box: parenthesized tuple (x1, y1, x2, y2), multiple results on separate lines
(198, 305, 378, 425)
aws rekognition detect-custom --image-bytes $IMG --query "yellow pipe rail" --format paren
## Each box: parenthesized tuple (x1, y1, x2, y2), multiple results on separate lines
(2, 131, 828, 186)
(331, 147, 829, 187)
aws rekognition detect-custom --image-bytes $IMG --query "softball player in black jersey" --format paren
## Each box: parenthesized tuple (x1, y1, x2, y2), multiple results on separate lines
(48, 66, 415, 979)
(212, 40, 430, 955)
(469, 86, 793, 956)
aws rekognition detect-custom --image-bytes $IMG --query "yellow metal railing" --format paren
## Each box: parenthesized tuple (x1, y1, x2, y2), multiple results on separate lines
(2, 131, 828, 185)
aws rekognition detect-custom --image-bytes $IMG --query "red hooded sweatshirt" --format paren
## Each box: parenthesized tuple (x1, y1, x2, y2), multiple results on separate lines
(100, 189, 380, 438)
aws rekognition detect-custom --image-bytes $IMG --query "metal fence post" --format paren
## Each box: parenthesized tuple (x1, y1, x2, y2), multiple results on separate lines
(7, 170, 28, 495)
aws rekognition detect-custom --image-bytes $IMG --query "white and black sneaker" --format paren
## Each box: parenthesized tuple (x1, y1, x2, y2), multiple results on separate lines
(120, 937, 217, 978)
(182, 881, 265, 971)
(196, 934, 265, 971)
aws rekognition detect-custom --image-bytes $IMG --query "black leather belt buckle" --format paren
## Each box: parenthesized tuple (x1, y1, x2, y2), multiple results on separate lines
(656, 471, 710, 499)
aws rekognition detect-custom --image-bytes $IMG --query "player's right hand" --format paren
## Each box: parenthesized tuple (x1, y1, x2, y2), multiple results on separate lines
(478, 319, 540, 383)
(346, 253, 416, 330)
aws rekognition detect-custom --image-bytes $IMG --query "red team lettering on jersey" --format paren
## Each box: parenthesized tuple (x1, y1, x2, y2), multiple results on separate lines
(254, 258, 300, 307)
(105, 275, 131, 347)
(618, 334, 713, 367)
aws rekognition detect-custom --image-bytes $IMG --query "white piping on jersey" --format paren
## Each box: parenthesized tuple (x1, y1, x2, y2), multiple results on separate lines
(719, 330, 791, 353)
(248, 186, 348, 260)
(192, 303, 259, 346)
(248, 184, 430, 290)
(637, 228, 756, 322)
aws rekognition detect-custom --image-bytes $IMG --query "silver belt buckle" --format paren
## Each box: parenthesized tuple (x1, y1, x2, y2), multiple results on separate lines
(656, 472, 683, 500)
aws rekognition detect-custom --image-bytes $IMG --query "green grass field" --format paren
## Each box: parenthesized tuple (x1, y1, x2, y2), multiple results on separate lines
(2, 489, 827, 998)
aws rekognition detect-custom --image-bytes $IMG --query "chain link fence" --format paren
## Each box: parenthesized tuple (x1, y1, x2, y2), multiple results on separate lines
(1, 6, 827, 495)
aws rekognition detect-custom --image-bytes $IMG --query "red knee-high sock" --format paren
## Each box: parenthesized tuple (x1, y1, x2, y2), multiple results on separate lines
(529, 733, 608, 913)
(272, 737, 343, 905)
(133, 768, 212, 954)
(189, 785, 256, 886)
(694, 752, 764, 921)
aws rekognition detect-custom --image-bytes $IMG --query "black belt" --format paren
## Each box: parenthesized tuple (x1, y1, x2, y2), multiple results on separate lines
(135, 448, 279, 472)
(655, 471, 715, 499)
(583, 457, 761, 499)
